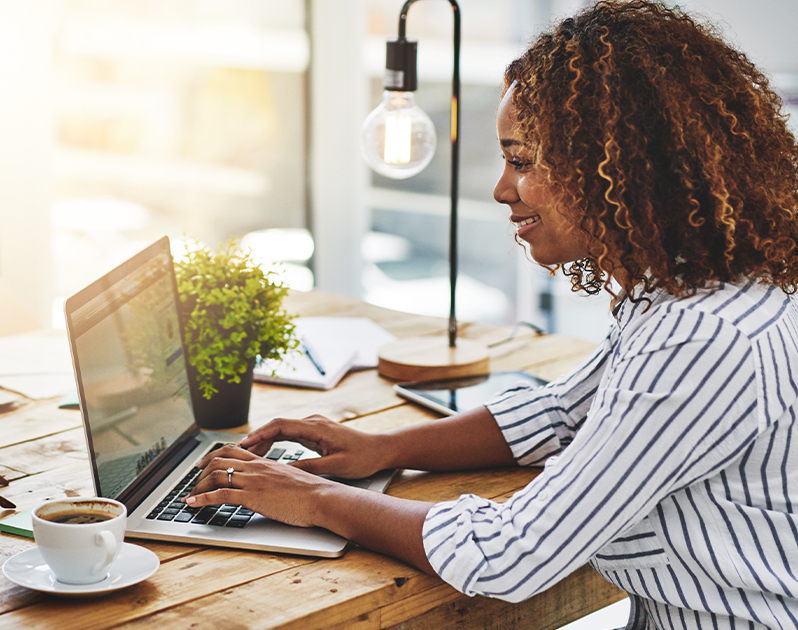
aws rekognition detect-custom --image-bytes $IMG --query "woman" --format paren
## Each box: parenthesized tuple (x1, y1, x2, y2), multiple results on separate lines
(187, 1, 798, 627)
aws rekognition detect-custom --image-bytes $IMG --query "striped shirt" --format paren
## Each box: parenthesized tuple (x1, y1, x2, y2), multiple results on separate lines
(422, 280, 798, 629)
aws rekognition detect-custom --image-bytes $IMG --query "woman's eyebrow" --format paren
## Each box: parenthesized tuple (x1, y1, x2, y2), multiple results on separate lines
(500, 139, 521, 148)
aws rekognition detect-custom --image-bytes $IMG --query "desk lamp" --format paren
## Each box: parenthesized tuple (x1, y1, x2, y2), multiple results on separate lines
(361, 0, 489, 381)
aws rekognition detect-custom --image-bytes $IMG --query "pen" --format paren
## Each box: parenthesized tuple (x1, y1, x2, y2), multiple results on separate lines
(301, 339, 326, 376)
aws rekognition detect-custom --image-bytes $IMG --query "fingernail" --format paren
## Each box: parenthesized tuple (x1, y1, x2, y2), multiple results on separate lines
(185, 496, 196, 505)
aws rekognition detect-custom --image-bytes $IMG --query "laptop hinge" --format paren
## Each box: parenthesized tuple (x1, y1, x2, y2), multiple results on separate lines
(119, 434, 201, 512)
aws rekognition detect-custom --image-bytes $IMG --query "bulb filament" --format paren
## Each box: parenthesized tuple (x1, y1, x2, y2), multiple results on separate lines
(384, 115, 412, 164)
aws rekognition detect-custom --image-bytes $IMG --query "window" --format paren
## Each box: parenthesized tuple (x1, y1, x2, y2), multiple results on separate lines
(50, 0, 309, 325)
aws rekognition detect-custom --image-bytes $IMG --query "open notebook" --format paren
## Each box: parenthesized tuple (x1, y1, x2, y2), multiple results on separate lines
(253, 317, 396, 390)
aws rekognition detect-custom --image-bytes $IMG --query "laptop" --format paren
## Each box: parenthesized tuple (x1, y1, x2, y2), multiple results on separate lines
(64, 236, 394, 558)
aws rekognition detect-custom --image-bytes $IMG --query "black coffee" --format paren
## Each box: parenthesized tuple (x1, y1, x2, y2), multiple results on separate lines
(44, 510, 113, 524)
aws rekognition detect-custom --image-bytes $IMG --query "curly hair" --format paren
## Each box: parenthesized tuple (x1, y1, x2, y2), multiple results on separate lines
(504, 0, 798, 298)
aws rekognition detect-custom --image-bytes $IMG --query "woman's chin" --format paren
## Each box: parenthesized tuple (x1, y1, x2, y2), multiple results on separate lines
(522, 240, 587, 268)
(525, 247, 562, 267)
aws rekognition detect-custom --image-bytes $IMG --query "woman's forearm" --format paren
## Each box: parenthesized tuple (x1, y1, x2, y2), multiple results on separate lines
(313, 483, 435, 574)
(377, 405, 517, 472)
(313, 407, 513, 573)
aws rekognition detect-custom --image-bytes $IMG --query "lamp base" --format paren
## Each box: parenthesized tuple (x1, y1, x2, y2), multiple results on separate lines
(377, 336, 490, 382)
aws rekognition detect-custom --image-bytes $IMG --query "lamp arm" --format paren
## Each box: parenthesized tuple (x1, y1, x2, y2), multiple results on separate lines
(396, 0, 461, 348)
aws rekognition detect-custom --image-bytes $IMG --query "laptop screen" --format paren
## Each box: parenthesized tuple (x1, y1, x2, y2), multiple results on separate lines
(67, 241, 196, 499)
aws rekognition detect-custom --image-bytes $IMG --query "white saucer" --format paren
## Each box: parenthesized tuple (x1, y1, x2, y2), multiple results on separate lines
(2, 542, 160, 597)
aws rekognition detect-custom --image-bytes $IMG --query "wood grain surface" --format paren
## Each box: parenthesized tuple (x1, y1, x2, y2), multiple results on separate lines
(0, 290, 624, 629)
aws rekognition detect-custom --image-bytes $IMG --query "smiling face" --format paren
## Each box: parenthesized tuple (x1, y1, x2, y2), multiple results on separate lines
(494, 85, 589, 266)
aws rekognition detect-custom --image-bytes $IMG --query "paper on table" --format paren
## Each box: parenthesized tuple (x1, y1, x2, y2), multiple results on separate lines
(254, 335, 357, 390)
(0, 507, 33, 538)
(291, 317, 397, 370)
(0, 390, 20, 407)
(0, 332, 75, 400)
(252, 317, 396, 389)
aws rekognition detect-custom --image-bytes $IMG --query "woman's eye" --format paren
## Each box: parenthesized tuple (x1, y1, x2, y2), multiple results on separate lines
(509, 158, 531, 171)
(501, 154, 533, 171)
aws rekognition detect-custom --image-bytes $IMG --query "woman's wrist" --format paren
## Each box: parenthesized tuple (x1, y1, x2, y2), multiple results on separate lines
(309, 480, 355, 534)
(371, 428, 405, 472)
(310, 481, 436, 574)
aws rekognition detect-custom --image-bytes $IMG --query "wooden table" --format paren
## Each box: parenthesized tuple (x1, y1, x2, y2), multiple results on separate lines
(0, 290, 625, 630)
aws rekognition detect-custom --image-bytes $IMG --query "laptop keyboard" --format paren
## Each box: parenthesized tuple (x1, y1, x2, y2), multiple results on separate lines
(145, 442, 305, 528)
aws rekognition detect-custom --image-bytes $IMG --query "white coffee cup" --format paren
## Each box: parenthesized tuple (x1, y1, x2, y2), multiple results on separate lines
(32, 497, 127, 585)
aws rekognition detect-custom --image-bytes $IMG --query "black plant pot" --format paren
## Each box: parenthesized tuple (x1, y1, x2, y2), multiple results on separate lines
(187, 362, 254, 430)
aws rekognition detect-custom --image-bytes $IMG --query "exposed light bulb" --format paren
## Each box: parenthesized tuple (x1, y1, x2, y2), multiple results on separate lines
(361, 91, 436, 180)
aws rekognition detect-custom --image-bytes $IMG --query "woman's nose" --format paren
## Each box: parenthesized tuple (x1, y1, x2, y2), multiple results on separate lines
(494, 170, 518, 205)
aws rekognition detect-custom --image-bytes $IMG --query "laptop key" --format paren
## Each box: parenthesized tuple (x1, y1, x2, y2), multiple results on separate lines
(209, 514, 231, 527)
(174, 512, 194, 523)
(191, 508, 216, 524)
(265, 448, 285, 460)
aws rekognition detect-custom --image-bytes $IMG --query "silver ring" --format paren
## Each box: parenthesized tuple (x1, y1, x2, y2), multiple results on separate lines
(227, 467, 234, 488)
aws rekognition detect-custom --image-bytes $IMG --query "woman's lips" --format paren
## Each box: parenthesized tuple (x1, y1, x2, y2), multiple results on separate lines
(513, 214, 540, 238)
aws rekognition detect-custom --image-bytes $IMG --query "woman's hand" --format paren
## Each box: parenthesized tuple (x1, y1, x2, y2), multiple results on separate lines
(235, 415, 389, 479)
(185, 443, 435, 574)
(185, 444, 336, 527)
(185, 415, 393, 528)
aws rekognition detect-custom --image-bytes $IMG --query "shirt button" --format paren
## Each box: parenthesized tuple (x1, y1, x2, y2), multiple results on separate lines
(538, 491, 548, 501)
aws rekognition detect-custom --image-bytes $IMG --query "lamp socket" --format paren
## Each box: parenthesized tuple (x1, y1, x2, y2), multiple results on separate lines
(384, 39, 418, 91)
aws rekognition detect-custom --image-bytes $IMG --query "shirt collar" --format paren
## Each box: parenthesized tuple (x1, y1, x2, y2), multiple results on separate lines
(612, 287, 670, 331)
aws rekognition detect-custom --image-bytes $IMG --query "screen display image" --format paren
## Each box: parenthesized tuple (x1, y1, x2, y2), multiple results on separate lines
(394, 371, 549, 416)
(70, 250, 195, 498)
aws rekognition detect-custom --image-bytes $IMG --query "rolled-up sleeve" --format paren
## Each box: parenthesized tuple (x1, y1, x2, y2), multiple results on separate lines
(422, 309, 761, 602)
(487, 326, 617, 466)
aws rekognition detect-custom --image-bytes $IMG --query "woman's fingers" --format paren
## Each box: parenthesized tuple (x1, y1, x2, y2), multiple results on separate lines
(187, 458, 263, 502)
(184, 457, 334, 528)
(185, 485, 242, 508)
(191, 458, 240, 492)
(237, 417, 305, 448)
(195, 444, 258, 470)
(207, 416, 384, 479)
(237, 416, 333, 455)
(290, 452, 352, 476)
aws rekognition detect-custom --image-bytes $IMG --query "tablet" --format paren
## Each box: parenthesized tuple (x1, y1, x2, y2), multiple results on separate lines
(394, 371, 549, 416)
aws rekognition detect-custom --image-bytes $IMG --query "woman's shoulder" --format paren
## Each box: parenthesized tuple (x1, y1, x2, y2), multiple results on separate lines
(614, 282, 798, 434)
(614, 280, 795, 360)
(625, 280, 794, 339)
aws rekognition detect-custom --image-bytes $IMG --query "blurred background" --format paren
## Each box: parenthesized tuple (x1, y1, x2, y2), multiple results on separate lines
(1, 0, 796, 344)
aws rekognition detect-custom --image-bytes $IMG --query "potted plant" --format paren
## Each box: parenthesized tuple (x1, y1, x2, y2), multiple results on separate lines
(174, 238, 297, 430)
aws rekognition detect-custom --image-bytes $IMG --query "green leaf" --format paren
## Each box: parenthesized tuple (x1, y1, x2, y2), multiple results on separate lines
(174, 236, 297, 399)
